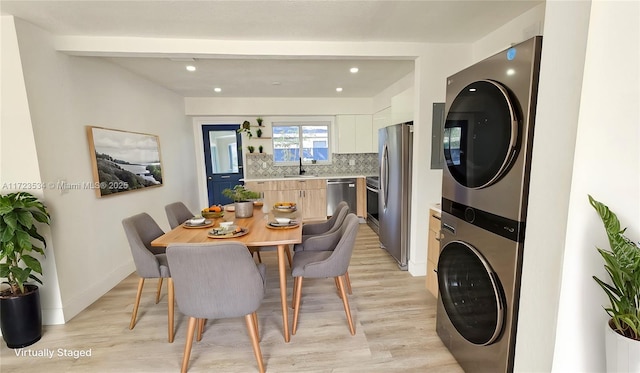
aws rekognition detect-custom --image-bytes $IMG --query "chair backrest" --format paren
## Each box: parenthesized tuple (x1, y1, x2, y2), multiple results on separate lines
(165, 202, 195, 229)
(302, 201, 349, 238)
(122, 213, 167, 278)
(300, 213, 360, 278)
(166, 243, 266, 319)
(326, 201, 350, 234)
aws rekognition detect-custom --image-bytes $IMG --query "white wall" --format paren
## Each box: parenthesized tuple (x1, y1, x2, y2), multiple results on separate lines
(472, 3, 546, 60)
(0, 16, 64, 325)
(10, 18, 198, 322)
(185, 97, 373, 116)
(406, 44, 470, 275)
(515, 0, 592, 371)
(551, 0, 639, 371)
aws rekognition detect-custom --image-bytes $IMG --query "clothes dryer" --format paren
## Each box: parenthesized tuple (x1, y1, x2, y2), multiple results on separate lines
(436, 208, 523, 373)
(442, 36, 542, 224)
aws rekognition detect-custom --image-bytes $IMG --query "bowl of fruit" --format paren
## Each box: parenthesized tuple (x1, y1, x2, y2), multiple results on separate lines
(202, 205, 224, 219)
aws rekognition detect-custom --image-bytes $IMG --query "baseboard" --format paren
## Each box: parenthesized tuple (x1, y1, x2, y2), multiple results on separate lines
(59, 261, 135, 323)
(408, 260, 427, 277)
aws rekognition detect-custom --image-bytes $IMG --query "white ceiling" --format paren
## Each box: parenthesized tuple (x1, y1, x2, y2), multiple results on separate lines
(1, 0, 543, 97)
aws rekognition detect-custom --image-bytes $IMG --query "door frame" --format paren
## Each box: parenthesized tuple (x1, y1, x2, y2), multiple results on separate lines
(192, 118, 248, 209)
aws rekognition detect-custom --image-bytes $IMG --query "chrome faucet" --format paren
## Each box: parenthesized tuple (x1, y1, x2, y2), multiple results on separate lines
(299, 157, 306, 175)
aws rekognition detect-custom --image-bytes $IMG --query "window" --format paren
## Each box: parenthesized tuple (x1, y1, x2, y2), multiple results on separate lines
(272, 121, 330, 164)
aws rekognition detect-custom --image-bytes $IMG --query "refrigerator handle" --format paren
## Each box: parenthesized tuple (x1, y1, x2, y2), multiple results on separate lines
(381, 143, 389, 210)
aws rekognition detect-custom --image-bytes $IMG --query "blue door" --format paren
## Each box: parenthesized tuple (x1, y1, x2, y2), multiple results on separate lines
(202, 125, 243, 206)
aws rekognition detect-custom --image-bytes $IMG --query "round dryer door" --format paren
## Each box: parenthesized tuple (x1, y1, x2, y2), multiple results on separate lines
(443, 80, 519, 189)
(437, 240, 505, 345)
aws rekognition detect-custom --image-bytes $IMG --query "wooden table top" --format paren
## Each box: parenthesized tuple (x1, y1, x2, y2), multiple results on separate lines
(151, 208, 302, 247)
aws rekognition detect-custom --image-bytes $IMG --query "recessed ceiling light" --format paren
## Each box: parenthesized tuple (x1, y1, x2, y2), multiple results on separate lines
(336, 87, 343, 92)
(350, 67, 359, 73)
(186, 65, 196, 72)
(214, 87, 222, 93)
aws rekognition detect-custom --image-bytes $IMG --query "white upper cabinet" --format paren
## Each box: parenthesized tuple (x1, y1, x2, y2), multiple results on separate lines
(334, 114, 374, 153)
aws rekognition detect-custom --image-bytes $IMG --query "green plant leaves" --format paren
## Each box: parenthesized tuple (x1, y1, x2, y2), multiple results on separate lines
(589, 194, 640, 340)
(0, 192, 50, 295)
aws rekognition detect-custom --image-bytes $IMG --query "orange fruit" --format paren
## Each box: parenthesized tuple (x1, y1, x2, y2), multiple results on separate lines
(202, 207, 210, 213)
(210, 205, 222, 212)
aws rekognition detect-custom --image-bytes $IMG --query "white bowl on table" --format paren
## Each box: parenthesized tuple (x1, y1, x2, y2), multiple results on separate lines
(219, 221, 234, 229)
(189, 217, 206, 225)
(275, 217, 291, 224)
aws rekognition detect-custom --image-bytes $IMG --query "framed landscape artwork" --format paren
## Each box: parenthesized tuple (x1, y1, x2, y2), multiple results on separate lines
(86, 126, 163, 197)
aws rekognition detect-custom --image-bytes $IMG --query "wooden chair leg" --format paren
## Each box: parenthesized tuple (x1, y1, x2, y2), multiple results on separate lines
(335, 277, 342, 299)
(337, 275, 355, 335)
(285, 245, 293, 268)
(252, 312, 260, 340)
(196, 318, 205, 342)
(256, 250, 262, 263)
(155, 278, 163, 304)
(168, 278, 175, 343)
(292, 277, 303, 335)
(181, 317, 197, 373)
(292, 275, 298, 309)
(245, 313, 265, 373)
(345, 271, 353, 295)
(129, 278, 145, 330)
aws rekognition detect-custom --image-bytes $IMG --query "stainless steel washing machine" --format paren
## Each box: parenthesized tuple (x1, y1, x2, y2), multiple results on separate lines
(436, 205, 523, 373)
(437, 36, 543, 373)
(442, 36, 542, 223)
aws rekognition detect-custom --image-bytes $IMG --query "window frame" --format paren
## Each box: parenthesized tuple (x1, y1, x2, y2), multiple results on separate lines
(271, 116, 333, 166)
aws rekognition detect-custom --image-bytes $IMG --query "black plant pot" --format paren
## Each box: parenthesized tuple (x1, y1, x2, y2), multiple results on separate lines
(0, 284, 42, 348)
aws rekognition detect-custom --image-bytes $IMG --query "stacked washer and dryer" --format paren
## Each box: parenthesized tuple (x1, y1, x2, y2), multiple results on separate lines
(436, 36, 543, 373)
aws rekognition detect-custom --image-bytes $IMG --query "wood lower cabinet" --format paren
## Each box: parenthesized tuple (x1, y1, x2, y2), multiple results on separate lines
(426, 207, 442, 297)
(245, 179, 327, 221)
(356, 177, 366, 218)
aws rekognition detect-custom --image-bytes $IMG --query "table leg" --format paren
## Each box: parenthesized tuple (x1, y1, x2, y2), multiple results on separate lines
(277, 244, 290, 342)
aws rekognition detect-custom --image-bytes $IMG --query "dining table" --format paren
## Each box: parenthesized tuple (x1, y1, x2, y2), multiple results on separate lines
(151, 206, 301, 343)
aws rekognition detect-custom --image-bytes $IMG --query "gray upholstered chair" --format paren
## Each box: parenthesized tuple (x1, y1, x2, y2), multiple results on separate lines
(166, 242, 267, 373)
(165, 202, 195, 229)
(293, 201, 352, 293)
(296, 201, 349, 250)
(122, 213, 175, 343)
(291, 213, 360, 336)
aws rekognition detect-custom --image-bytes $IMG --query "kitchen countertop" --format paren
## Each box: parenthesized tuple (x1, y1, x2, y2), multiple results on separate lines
(243, 174, 376, 182)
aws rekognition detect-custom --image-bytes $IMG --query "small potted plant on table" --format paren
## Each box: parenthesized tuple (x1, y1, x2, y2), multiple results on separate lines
(222, 185, 261, 218)
(0, 191, 51, 348)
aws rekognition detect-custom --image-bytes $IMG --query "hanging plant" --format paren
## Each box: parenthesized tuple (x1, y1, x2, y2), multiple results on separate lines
(238, 121, 252, 138)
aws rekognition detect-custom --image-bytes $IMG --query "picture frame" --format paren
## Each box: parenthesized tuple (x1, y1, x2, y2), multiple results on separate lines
(86, 126, 163, 197)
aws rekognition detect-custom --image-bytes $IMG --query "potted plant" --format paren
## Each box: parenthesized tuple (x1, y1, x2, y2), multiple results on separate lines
(247, 145, 255, 153)
(588, 195, 640, 371)
(256, 117, 263, 126)
(256, 128, 263, 138)
(238, 120, 252, 138)
(259, 145, 264, 154)
(0, 192, 51, 348)
(222, 185, 261, 218)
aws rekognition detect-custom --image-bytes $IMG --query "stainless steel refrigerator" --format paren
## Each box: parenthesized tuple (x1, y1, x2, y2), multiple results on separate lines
(378, 121, 413, 270)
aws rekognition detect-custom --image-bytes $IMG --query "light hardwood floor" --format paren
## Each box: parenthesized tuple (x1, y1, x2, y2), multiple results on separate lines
(0, 224, 463, 372)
